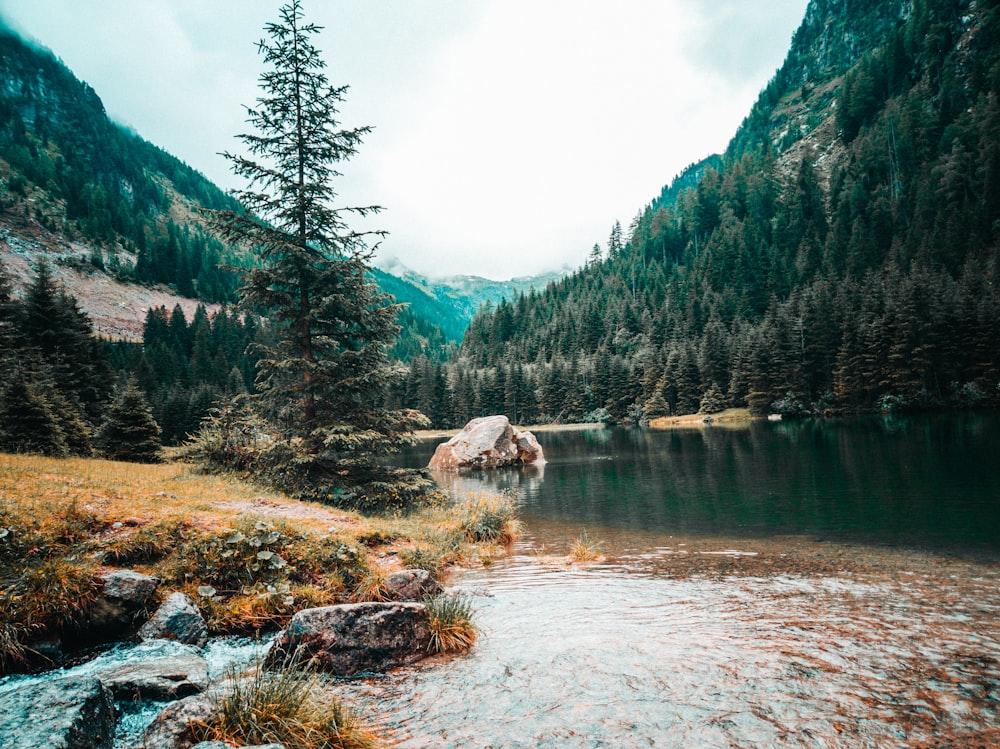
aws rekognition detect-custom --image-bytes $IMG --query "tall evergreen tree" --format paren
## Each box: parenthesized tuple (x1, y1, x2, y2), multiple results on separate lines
(205, 1, 427, 506)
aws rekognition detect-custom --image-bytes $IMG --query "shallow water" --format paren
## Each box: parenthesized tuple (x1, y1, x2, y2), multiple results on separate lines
(352, 541, 1000, 748)
(367, 415, 1000, 746)
(6, 416, 999, 747)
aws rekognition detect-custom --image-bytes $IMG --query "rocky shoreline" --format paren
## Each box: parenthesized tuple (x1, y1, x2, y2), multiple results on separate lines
(0, 568, 445, 749)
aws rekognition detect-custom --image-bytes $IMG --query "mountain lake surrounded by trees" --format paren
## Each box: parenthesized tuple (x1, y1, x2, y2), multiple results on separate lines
(0, 0, 999, 747)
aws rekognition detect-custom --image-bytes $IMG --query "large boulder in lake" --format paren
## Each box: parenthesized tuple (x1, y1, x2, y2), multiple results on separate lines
(0, 675, 116, 749)
(429, 415, 544, 470)
(138, 592, 209, 648)
(265, 602, 432, 676)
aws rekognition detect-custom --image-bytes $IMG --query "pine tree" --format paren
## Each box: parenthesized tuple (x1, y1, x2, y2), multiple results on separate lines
(0, 365, 68, 457)
(205, 1, 428, 507)
(98, 379, 162, 463)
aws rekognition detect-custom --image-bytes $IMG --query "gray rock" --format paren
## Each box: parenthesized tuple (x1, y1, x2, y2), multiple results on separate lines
(81, 570, 161, 641)
(141, 694, 215, 749)
(98, 652, 209, 701)
(102, 569, 159, 604)
(383, 569, 442, 601)
(428, 415, 544, 470)
(0, 675, 115, 749)
(265, 601, 432, 676)
(139, 593, 209, 648)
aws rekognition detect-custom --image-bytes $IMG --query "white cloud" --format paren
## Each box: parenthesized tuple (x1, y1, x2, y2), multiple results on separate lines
(0, 0, 807, 279)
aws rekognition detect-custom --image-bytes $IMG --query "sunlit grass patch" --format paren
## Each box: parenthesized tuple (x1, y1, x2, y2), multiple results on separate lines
(455, 492, 523, 545)
(568, 530, 604, 562)
(196, 653, 377, 749)
(424, 593, 479, 655)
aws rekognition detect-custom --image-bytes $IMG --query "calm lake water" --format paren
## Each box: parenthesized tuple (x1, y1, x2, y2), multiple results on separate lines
(364, 414, 1000, 747)
(409, 413, 1000, 556)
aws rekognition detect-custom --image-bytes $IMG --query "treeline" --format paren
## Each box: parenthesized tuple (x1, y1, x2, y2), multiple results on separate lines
(0, 258, 265, 454)
(0, 262, 112, 455)
(0, 26, 241, 302)
(400, 0, 1000, 426)
(106, 304, 263, 445)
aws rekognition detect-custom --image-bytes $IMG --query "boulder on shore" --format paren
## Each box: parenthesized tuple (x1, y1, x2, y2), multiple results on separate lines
(138, 592, 209, 649)
(428, 415, 544, 470)
(265, 602, 432, 676)
(383, 569, 442, 601)
(142, 694, 215, 749)
(78, 569, 160, 643)
(0, 675, 116, 749)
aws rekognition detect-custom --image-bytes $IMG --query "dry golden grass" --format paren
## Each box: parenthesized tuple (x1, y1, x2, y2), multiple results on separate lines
(0, 453, 516, 668)
(568, 530, 604, 562)
(0, 453, 360, 534)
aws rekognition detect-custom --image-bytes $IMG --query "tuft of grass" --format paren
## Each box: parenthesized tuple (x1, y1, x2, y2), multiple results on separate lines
(0, 621, 36, 672)
(424, 593, 479, 655)
(398, 544, 446, 575)
(100, 519, 188, 565)
(196, 653, 377, 749)
(456, 493, 523, 545)
(352, 566, 388, 603)
(568, 530, 603, 562)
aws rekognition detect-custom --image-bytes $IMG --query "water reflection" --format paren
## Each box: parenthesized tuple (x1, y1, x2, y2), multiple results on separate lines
(429, 462, 546, 502)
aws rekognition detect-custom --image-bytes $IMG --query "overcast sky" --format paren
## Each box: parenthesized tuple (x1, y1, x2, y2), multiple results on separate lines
(0, 1, 808, 280)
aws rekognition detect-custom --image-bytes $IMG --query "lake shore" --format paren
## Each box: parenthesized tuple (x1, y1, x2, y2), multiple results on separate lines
(647, 407, 757, 429)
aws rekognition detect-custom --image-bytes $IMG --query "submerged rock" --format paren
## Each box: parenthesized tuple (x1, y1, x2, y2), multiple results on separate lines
(383, 569, 443, 601)
(138, 593, 209, 649)
(429, 415, 544, 470)
(265, 602, 432, 676)
(0, 675, 116, 749)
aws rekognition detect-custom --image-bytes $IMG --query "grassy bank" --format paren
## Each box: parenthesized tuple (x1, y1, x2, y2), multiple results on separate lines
(0, 453, 519, 673)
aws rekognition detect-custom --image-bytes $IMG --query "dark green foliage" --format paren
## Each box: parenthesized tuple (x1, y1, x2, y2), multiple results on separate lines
(420, 0, 1000, 425)
(0, 261, 109, 454)
(203, 1, 428, 508)
(105, 303, 263, 445)
(0, 366, 69, 456)
(97, 379, 162, 463)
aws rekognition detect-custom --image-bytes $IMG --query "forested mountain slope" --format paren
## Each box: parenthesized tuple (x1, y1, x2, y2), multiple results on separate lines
(434, 0, 1000, 426)
(0, 20, 245, 314)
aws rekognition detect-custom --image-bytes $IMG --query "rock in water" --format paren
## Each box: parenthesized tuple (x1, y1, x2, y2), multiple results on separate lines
(97, 652, 209, 701)
(265, 602, 432, 676)
(428, 415, 544, 470)
(0, 675, 115, 749)
(142, 694, 215, 749)
(138, 592, 209, 648)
